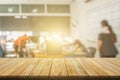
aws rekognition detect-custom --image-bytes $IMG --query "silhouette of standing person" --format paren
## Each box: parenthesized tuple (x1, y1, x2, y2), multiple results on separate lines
(14, 34, 27, 58)
(98, 20, 118, 58)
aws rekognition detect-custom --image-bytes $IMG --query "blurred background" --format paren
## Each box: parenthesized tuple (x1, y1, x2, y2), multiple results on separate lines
(0, 0, 120, 58)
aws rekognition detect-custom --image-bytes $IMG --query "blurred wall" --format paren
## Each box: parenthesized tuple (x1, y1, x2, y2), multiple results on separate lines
(0, 17, 33, 31)
(0, 16, 70, 36)
(71, 0, 120, 46)
(32, 16, 70, 36)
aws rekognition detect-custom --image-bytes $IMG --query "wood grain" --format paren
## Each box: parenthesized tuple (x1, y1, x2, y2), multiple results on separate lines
(0, 58, 119, 79)
(50, 58, 67, 77)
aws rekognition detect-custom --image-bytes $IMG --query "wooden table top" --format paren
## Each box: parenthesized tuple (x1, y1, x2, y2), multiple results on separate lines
(0, 58, 120, 79)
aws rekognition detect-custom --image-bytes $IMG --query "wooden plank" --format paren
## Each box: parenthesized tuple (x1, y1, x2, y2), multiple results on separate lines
(30, 58, 52, 77)
(101, 58, 120, 68)
(29, 58, 46, 76)
(39, 58, 53, 76)
(0, 58, 10, 65)
(76, 58, 109, 77)
(64, 58, 78, 77)
(0, 59, 25, 76)
(107, 58, 120, 67)
(65, 58, 88, 77)
(9, 59, 34, 76)
(0, 59, 20, 76)
(50, 58, 67, 77)
(19, 58, 40, 77)
(0, 58, 18, 72)
(70, 58, 88, 77)
(92, 58, 120, 76)
(87, 58, 120, 76)
(0, 58, 17, 70)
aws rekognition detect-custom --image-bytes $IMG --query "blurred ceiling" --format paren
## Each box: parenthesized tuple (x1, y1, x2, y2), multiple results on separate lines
(0, 0, 73, 4)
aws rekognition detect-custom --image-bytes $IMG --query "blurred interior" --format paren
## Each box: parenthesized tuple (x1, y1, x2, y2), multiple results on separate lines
(0, 0, 120, 58)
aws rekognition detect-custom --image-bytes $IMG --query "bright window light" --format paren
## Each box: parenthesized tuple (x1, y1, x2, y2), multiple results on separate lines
(8, 8, 13, 13)
(32, 9, 38, 13)
(22, 16, 27, 19)
(14, 16, 21, 19)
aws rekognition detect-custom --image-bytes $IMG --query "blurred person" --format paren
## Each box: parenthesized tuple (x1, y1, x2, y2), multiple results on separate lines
(65, 40, 88, 53)
(14, 34, 27, 58)
(98, 20, 118, 58)
(71, 40, 83, 52)
(39, 36, 47, 54)
(63, 39, 92, 57)
(0, 45, 3, 57)
(0, 35, 7, 57)
(25, 36, 34, 58)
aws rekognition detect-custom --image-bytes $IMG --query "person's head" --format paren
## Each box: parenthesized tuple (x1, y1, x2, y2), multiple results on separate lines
(22, 34, 27, 41)
(101, 20, 109, 28)
(74, 40, 82, 46)
(101, 20, 114, 34)
(74, 40, 80, 44)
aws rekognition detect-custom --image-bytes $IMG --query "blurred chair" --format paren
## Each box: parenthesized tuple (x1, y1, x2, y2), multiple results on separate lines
(88, 47, 96, 57)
